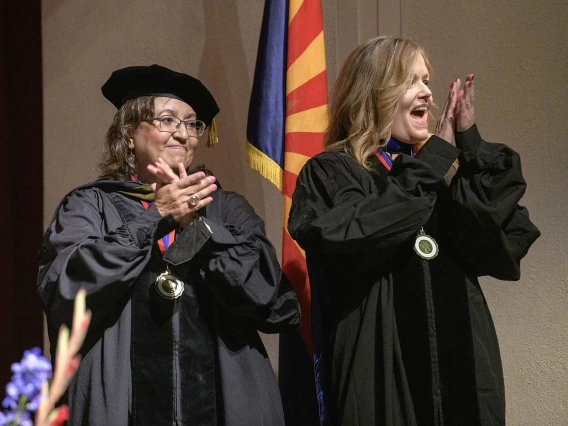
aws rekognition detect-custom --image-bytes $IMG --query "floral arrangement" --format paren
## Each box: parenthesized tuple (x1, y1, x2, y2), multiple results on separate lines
(1, 290, 91, 426)
(1, 348, 51, 426)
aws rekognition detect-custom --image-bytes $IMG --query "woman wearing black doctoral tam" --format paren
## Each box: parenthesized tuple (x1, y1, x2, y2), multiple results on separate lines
(288, 36, 540, 425)
(38, 64, 299, 426)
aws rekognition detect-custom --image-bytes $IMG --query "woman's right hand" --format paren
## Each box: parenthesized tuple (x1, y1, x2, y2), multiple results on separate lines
(435, 79, 459, 145)
(147, 158, 217, 228)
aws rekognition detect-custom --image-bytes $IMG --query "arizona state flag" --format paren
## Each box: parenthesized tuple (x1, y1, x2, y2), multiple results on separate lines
(246, 0, 328, 423)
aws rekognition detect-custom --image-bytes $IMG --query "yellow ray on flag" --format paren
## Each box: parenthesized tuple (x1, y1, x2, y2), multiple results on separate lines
(285, 105, 328, 133)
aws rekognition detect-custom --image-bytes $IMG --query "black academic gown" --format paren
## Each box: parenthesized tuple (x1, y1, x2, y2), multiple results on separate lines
(38, 179, 299, 426)
(288, 125, 540, 426)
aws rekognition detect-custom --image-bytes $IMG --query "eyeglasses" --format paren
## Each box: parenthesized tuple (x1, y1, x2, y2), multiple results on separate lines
(145, 115, 206, 136)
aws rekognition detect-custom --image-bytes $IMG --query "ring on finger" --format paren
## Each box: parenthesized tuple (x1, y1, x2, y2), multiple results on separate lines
(187, 194, 200, 208)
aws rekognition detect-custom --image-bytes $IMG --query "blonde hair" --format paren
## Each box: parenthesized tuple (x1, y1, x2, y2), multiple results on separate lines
(325, 36, 432, 169)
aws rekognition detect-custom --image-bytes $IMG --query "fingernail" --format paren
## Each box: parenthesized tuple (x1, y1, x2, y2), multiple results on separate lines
(198, 172, 205, 177)
(208, 176, 216, 182)
(211, 184, 218, 190)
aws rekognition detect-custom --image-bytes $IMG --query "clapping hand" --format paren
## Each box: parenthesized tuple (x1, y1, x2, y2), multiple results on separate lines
(436, 74, 475, 144)
(455, 74, 475, 132)
(147, 158, 217, 228)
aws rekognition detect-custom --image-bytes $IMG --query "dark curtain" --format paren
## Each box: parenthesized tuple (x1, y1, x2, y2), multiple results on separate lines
(0, 1, 44, 387)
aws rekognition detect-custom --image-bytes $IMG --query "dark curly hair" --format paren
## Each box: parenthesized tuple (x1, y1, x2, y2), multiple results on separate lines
(97, 96, 157, 180)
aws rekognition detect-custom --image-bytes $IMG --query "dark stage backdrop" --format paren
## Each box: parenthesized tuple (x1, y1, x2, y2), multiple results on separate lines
(0, 1, 44, 386)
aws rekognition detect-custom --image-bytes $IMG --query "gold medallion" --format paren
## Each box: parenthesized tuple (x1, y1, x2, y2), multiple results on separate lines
(414, 227, 439, 260)
(155, 266, 184, 299)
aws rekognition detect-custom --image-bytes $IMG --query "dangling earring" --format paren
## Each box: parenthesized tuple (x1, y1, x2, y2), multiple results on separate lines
(128, 149, 136, 163)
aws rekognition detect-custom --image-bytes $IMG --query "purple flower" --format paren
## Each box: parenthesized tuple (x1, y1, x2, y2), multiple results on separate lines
(0, 409, 33, 426)
(1, 347, 52, 424)
(15, 410, 33, 426)
(0, 410, 16, 426)
(12, 348, 52, 387)
(1, 386, 18, 410)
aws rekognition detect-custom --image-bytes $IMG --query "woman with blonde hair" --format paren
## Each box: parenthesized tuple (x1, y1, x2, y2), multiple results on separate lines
(288, 36, 539, 425)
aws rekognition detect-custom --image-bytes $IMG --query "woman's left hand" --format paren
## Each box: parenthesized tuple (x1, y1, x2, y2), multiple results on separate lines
(455, 74, 475, 132)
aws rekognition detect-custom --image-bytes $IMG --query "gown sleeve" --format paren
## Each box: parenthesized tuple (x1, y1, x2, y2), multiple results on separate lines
(287, 151, 448, 256)
(37, 188, 175, 335)
(165, 191, 300, 333)
(417, 124, 540, 280)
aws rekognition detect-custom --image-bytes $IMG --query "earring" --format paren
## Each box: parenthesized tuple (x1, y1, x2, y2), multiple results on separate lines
(128, 150, 136, 163)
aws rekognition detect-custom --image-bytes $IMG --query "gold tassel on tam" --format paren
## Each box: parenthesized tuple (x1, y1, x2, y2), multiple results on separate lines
(207, 118, 218, 148)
